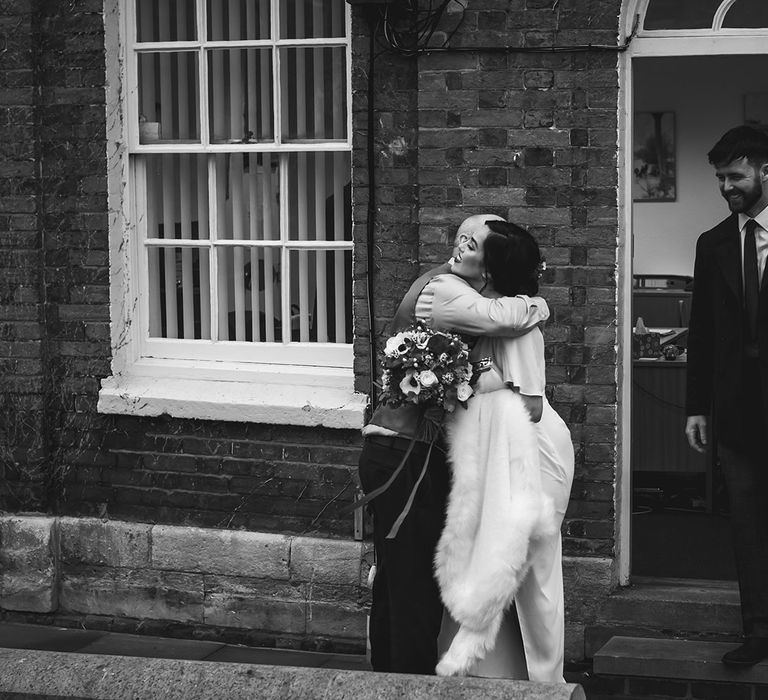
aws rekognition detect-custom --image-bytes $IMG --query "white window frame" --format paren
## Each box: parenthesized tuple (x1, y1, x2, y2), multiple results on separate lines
(99, 0, 366, 428)
(616, 0, 768, 584)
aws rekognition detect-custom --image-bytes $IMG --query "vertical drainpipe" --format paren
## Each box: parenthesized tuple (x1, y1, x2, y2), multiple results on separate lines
(365, 6, 378, 408)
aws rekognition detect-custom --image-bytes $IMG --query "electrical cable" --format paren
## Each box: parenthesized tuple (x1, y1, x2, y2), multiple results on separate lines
(374, 0, 635, 57)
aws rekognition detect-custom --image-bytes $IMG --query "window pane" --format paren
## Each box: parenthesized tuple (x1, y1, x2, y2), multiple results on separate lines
(138, 51, 200, 143)
(643, 0, 722, 30)
(208, 49, 274, 143)
(148, 246, 211, 339)
(213, 153, 280, 241)
(285, 152, 351, 242)
(208, 0, 271, 40)
(218, 245, 282, 341)
(289, 249, 352, 343)
(280, 47, 347, 141)
(136, 0, 197, 42)
(723, 0, 768, 28)
(144, 154, 210, 240)
(279, 0, 346, 39)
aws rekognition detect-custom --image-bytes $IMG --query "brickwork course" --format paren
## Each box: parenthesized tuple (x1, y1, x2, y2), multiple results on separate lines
(1, 0, 623, 660)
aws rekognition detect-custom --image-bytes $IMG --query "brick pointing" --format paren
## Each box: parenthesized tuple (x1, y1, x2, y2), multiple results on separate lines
(0, 4, 367, 538)
(408, 2, 621, 561)
(2, 0, 622, 612)
(0, 4, 47, 511)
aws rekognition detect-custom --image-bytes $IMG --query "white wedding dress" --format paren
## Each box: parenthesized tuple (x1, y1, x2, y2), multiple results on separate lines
(435, 326, 575, 682)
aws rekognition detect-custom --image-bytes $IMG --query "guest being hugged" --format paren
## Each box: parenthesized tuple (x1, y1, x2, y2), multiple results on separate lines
(357, 214, 550, 675)
(435, 221, 575, 681)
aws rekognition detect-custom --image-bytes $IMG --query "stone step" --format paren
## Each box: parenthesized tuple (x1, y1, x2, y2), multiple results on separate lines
(594, 635, 768, 685)
(585, 623, 740, 659)
(599, 577, 740, 630)
(585, 577, 741, 658)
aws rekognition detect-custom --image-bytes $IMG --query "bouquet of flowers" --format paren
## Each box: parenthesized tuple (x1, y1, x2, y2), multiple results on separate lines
(351, 323, 476, 540)
(379, 321, 474, 413)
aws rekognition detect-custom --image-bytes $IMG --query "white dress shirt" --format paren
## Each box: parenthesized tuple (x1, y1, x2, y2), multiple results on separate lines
(739, 209, 768, 289)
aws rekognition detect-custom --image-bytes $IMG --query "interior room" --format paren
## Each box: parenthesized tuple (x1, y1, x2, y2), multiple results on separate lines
(631, 54, 768, 580)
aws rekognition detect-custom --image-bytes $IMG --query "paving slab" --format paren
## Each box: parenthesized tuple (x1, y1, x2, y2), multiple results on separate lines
(0, 623, 105, 652)
(318, 653, 372, 672)
(77, 632, 226, 660)
(203, 644, 337, 667)
(0, 648, 586, 700)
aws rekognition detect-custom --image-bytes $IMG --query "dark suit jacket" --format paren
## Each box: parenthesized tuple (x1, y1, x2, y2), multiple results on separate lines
(366, 263, 451, 440)
(686, 213, 768, 448)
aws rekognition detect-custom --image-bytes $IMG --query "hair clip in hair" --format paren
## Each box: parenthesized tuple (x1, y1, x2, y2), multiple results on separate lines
(537, 260, 547, 279)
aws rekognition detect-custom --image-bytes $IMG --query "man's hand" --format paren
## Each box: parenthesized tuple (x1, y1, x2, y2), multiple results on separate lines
(685, 415, 708, 453)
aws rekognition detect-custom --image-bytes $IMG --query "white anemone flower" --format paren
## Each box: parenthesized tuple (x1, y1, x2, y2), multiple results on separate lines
(400, 370, 421, 397)
(384, 332, 411, 357)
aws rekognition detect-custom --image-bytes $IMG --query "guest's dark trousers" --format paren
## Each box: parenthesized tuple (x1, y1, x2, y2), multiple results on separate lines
(357, 434, 450, 674)
(719, 357, 768, 638)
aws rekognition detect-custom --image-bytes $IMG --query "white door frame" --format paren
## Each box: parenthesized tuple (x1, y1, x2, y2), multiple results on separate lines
(617, 0, 768, 585)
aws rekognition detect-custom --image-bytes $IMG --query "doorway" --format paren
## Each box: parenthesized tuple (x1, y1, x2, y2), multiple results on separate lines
(628, 53, 768, 581)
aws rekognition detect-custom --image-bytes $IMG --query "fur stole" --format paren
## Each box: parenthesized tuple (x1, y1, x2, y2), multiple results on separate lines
(434, 389, 556, 676)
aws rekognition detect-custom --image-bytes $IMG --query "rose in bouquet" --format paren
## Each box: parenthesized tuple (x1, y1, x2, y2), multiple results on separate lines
(379, 321, 474, 413)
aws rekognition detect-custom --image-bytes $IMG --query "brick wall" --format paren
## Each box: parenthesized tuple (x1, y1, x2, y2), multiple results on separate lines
(60, 416, 362, 537)
(0, 2, 46, 510)
(352, 0, 622, 559)
(2, 1, 623, 561)
(0, 2, 365, 537)
(351, 8, 421, 393)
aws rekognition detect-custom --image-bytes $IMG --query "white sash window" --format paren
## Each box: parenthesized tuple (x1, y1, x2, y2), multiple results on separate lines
(101, 0, 364, 427)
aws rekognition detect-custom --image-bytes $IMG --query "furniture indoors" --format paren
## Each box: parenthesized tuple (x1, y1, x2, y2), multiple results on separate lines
(632, 274, 712, 514)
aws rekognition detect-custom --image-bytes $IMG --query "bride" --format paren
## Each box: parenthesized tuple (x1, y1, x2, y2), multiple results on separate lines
(435, 219, 575, 682)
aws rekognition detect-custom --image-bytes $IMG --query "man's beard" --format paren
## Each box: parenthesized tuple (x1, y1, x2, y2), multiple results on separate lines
(725, 179, 761, 213)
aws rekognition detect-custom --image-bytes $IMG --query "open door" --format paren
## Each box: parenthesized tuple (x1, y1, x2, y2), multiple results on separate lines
(619, 0, 768, 584)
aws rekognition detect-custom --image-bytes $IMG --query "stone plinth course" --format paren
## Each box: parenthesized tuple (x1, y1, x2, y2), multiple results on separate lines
(0, 648, 585, 700)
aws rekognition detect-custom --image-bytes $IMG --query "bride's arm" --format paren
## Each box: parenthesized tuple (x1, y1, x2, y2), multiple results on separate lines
(471, 362, 543, 422)
(518, 393, 543, 423)
(494, 332, 546, 423)
(425, 275, 548, 337)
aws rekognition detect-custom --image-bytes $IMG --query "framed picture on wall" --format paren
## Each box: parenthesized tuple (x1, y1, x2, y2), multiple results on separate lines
(633, 111, 676, 202)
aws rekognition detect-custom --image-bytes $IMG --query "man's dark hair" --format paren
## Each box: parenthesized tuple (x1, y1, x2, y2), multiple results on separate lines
(708, 125, 768, 167)
(483, 220, 542, 297)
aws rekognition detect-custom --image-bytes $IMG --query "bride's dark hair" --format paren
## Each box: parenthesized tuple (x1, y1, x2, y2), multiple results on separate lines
(483, 220, 542, 296)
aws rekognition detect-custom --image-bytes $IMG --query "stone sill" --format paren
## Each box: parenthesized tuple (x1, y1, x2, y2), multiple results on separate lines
(97, 374, 368, 429)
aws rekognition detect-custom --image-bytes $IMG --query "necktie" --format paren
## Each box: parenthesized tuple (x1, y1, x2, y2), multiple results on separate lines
(744, 219, 760, 342)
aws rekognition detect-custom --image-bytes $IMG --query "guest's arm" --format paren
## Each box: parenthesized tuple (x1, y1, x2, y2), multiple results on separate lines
(424, 274, 549, 337)
(685, 234, 714, 453)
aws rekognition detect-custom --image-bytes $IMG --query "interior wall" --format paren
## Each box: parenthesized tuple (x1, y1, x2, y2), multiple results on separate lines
(633, 55, 768, 276)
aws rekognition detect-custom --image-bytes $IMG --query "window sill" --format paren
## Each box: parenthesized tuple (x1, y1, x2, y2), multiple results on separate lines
(98, 374, 368, 429)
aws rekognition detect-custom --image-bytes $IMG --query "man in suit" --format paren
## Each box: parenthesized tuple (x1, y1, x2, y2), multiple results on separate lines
(358, 213, 543, 674)
(686, 125, 768, 666)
